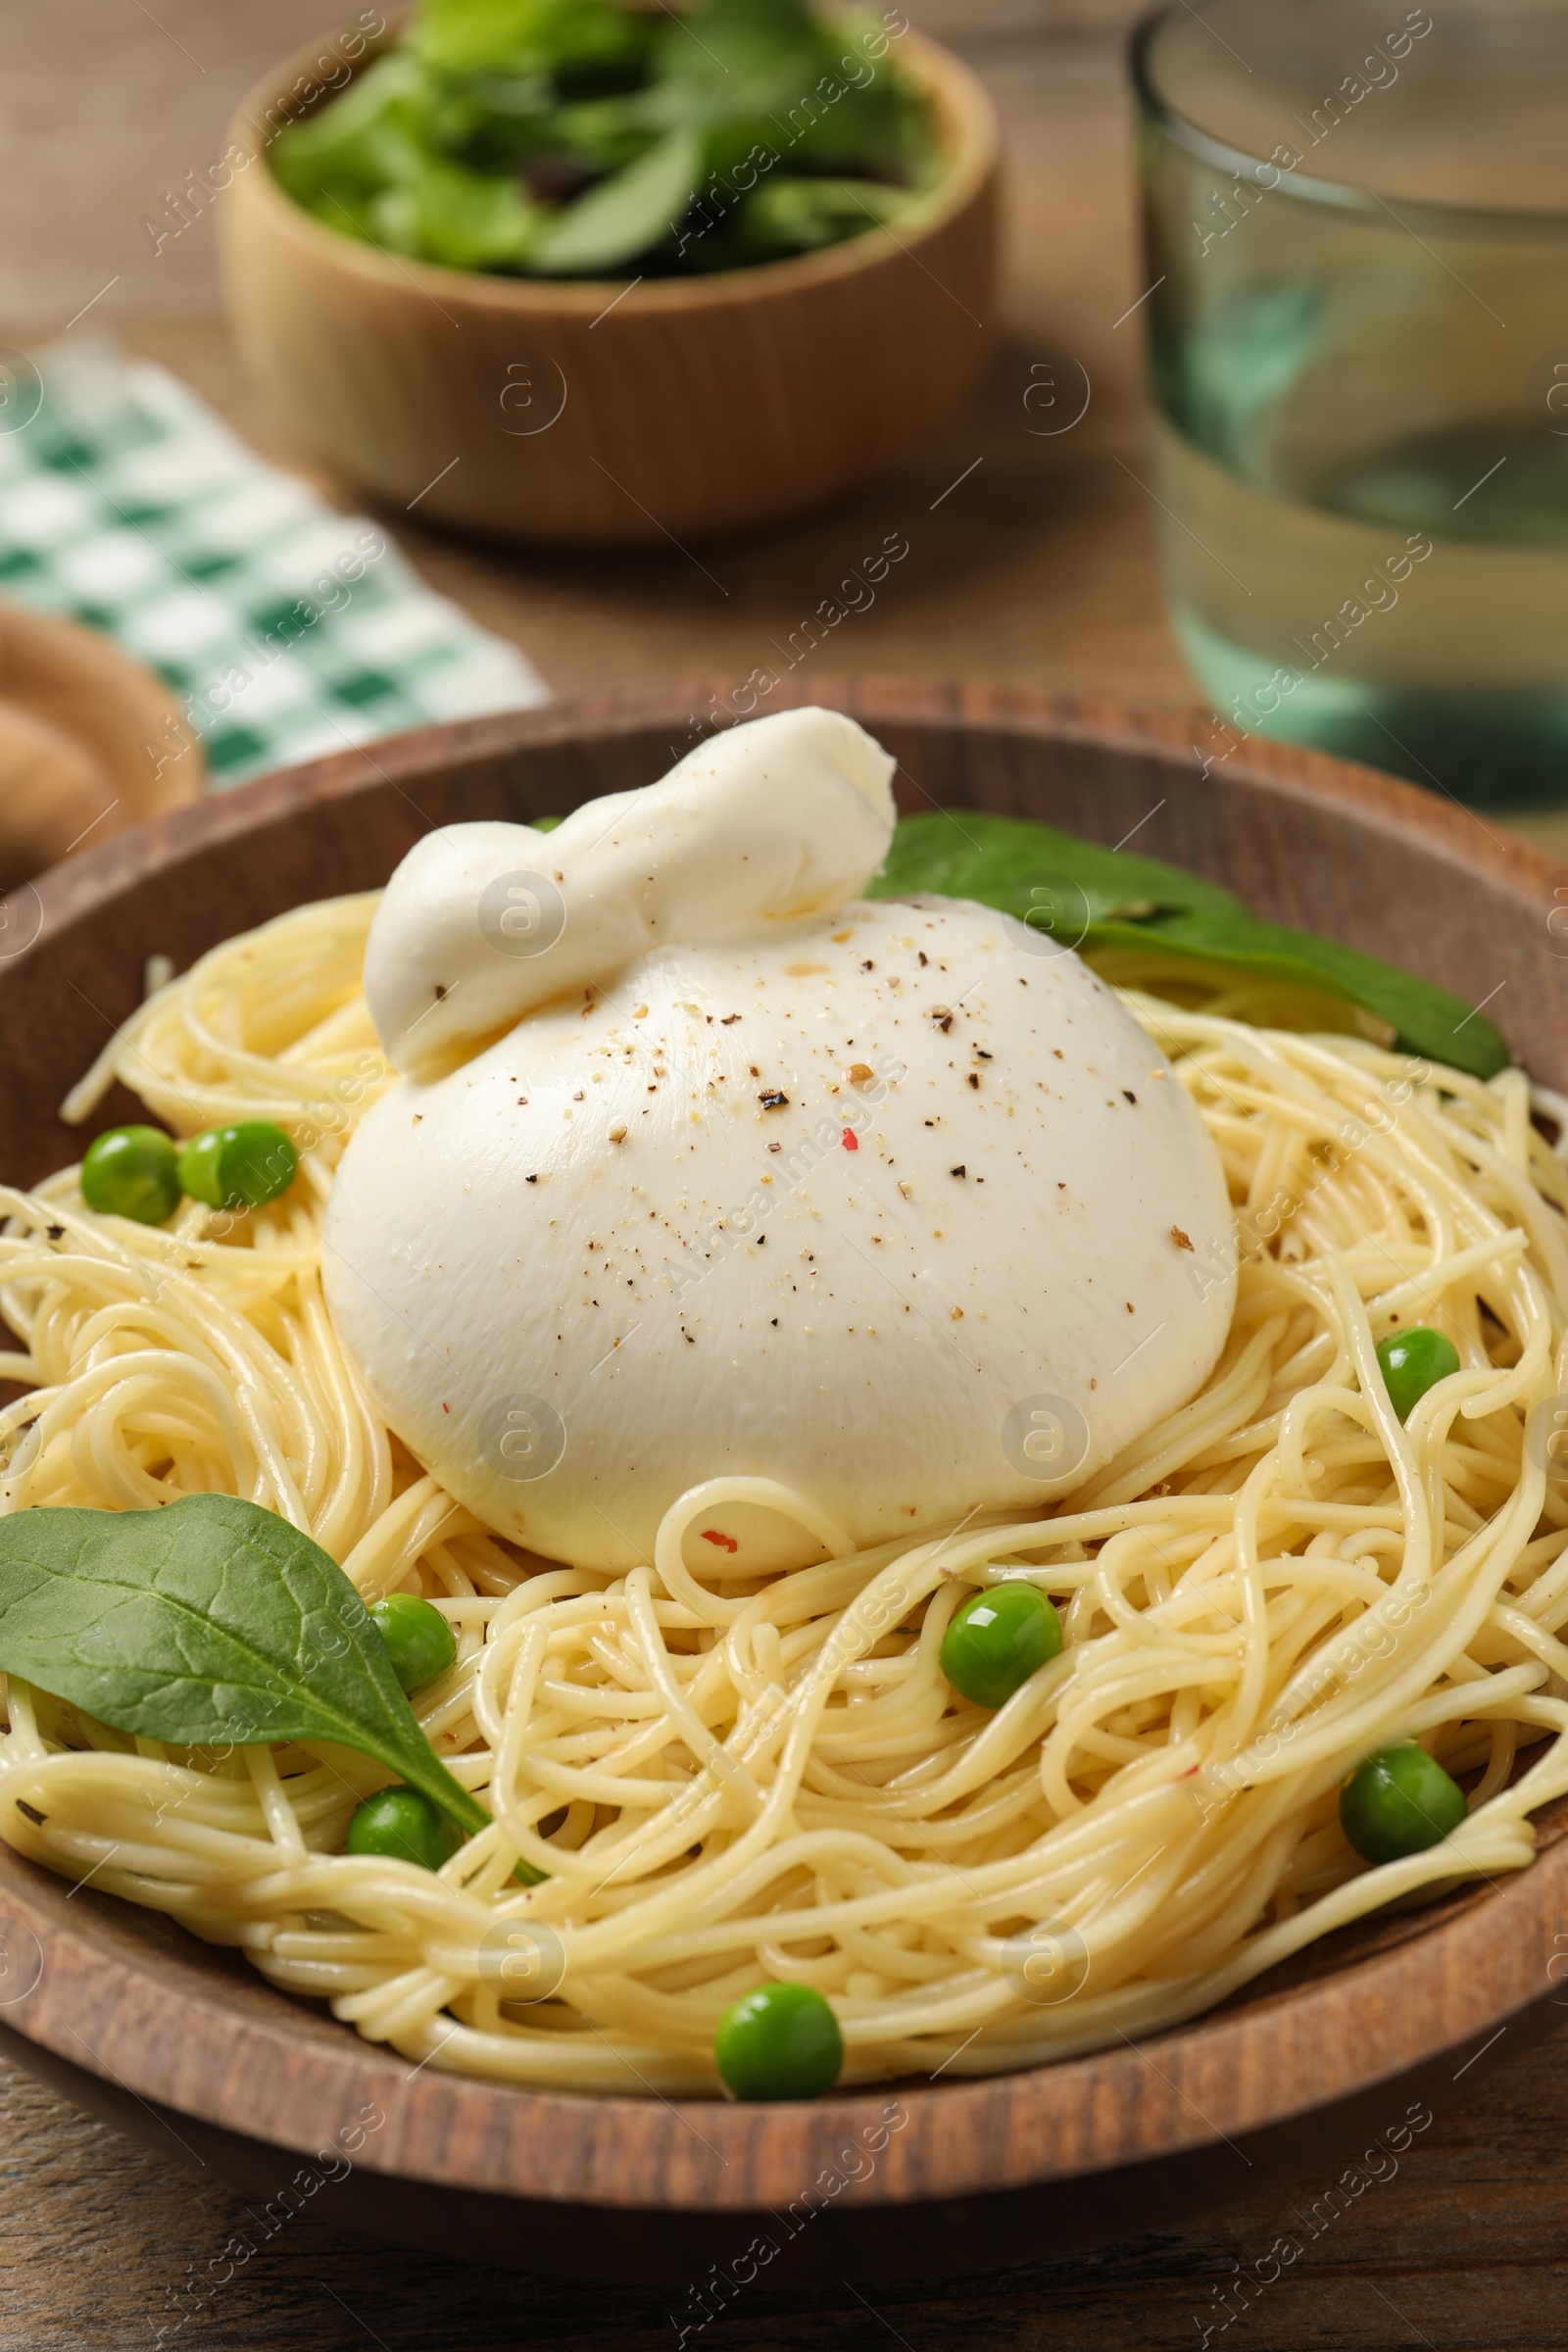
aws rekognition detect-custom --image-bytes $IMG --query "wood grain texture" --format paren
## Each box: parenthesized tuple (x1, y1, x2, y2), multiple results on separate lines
(4, 2021, 1566, 2352)
(221, 24, 1000, 544)
(2, 685, 1566, 2292)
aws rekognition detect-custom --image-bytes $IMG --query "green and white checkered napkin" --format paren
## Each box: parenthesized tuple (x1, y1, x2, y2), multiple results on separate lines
(0, 337, 547, 786)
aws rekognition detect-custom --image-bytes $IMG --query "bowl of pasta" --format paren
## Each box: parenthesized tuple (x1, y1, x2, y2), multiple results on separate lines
(0, 680, 1565, 2282)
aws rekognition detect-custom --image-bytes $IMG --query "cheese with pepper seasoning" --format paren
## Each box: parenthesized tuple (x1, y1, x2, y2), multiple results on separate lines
(324, 710, 1236, 1571)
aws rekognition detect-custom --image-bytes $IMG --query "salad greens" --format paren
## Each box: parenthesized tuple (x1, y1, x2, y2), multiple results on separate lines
(0, 1493, 538, 1864)
(870, 811, 1510, 1080)
(270, 0, 934, 278)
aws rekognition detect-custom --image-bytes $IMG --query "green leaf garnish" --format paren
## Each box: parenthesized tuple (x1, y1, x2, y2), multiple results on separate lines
(0, 1494, 540, 1874)
(1085, 908, 1507, 1078)
(871, 810, 1244, 927)
(869, 811, 1510, 1081)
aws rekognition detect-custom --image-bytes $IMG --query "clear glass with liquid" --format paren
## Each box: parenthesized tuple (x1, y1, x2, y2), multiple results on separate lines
(1134, 0, 1568, 806)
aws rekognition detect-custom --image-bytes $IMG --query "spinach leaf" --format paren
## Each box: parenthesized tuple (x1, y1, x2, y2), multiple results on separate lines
(414, 0, 648, 81)
(528, 124, 703, 272)
(372, 158, 540, 270)
(734, 176, 907, 262)
(0, 1494, 532, 1862)
(1085, 909, 1510, 1079)
(870, 810, 1510, 1081)
(869, 810, 1245, 925)
(663, 0, 819, 90)
(273, 0, 931, 277)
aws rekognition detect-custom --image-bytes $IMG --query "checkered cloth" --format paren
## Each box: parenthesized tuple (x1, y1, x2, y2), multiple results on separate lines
(0, 337, 547, 786)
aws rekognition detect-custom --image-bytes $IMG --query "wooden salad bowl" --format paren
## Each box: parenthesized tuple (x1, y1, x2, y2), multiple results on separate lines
(221, 19, 1000, 547)
(1, 684, 1566, 2282)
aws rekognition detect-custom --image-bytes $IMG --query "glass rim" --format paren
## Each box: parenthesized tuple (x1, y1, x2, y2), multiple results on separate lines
(1130, 1, 1568, 240)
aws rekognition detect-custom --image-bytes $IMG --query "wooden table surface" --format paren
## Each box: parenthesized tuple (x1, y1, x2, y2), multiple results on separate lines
(5, 5, 1568, 2346)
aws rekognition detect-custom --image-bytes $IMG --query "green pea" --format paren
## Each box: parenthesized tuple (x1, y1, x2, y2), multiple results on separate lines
(178, 1120, 298, 1213)
(940, 1582, 1062, 1710)
(370, 1593, 458, 1693)
(1340, 1742, 1467, 1866)
(714, 1982, 843, 2101)
(346, 1786, 462, 1873)
(79, 1126, 181, 1226)
(1375, 1326, 1460, 1422)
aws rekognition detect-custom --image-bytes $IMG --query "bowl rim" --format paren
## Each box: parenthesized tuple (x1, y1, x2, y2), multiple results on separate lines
(1, 680, 1563, 2217)
(225, 15, 1001, 315)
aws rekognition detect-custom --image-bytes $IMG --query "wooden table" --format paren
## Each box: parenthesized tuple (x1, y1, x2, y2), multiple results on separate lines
(4, 5, 1566, 2344)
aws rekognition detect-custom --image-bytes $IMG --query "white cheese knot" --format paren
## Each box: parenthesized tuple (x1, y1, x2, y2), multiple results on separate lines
(365, 707, 896, 1080)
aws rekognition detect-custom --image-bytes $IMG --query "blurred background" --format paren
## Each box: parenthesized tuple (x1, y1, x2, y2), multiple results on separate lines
(1, 0, 1206, 870)
(10, 0, 1568, 895)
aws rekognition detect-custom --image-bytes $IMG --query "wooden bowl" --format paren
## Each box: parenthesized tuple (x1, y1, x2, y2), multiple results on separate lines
(2, 684, 1566, 2282)
(0, 602, 203, 891)
(220, 23, 1000, 547)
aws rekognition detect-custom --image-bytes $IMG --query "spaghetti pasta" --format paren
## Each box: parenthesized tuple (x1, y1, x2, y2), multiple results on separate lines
(2, 894, 1566, 2093)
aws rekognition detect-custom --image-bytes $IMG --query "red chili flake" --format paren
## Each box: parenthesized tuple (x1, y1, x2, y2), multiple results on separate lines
(702, 1529, 739, 1553)
(442, 1401, 451, 1414)
(841, 1129, 858, 1152)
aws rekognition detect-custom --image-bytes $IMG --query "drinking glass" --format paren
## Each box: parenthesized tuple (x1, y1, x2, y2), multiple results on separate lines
(1133, 0, 1568, 806)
